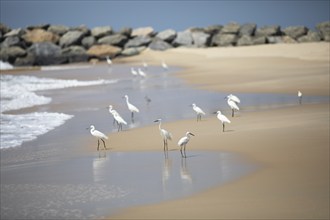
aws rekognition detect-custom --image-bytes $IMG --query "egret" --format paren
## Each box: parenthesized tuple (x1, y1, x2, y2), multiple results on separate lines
(124, 95, 140, 122)
(154, 119, 173, 151)
(216, 111, 231, 132)
(192, 103, 206, 122)
(106, 56, 112, 66)
(108, 105, 127, 132)
(298, 90, 302, 105)
(227, 94, 241, 103)
(162, 60, 168, 70)
(131, 67, 138, 77)
(138, 68, 147, 78)
(87, 125, 108, 151)
(226, 95, 240, 117)
(178, 132, 195, 158)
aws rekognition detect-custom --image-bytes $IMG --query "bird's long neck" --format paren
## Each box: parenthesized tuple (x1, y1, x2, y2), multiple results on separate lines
(158, 121, 162, 131)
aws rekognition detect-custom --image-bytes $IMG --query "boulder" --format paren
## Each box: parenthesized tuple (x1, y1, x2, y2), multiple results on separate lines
(266, 36, 283, 44)
(61, 46, 89, 63)
(149, 38, 173, 51)
(282, 36, 297, 43)
(192, 31, 211, 47)
(0, 23, 11, 35)
(1, 36, 21, 48)
(156, 29, 177, 42)
(125, 36, 152, 48)
(118, 27, 132, 37)
(237, 35, 254, 46)
(72, 25, 90, 36)
(120, 47, 140, 56)
(172, 31, 193, 47)
(283, 26, 308, 39)
(4, 28, 25, 37)
(59, 31, 85, 47)
(211, 34, 237, 46)
(91, 26, 113, 38)
(27, 42, 66, 65)
(0, 46, 26, 62)
(131, 26, 154, 37)
(204, 25, 223, 35)
(97, 34, 128, 47)
(14, 53, 35, 66)
(87, 44, 122, 58)
(255, 25, 281, 37)
(316, 21, 330, 41)
(22, 29, 60, 44)
(221, 22, 240, 34)
(252, 36, 267, 45)
(47, 25, 69, 35)
(298, 31, 321, 42)
(239, 23, 257, 36)
(81, 36, 95, 49)
(26, 24, 50, 30)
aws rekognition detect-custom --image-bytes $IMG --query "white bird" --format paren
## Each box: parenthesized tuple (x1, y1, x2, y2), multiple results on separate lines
(178, 132, 195, 158)
(192, 103, 206, 122)
(298, 90, 302, 105)
(131, 67, 138, 77)
(226, 95, 240, 117)
(106, 56, 112, 65)
(124, 95, 140, 122)
(216, 111, 231, 132)
(138, 68, 147, 78)
(108, 105, 127, 132)
(87, 125, 108, 151)
(143, 60, 148, 70)
(154, 119, 173, 151)
(162, 60, 168, 70)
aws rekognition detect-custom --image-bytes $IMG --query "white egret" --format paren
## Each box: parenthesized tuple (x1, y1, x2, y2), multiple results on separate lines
(106, 56, 112, 65)
(216, 111, 231, 132)
(178, 132, 195, 158)
(298, 90, 302, 105)
(131, 67, 138, 77)
(87, 125, 108, 151)
(192, 103, 206, 122)
(124, 95, 140, 122)
(154, 119, 173, 151)
(162, 60, 168, 70)
(227, 94, 241, 103)
(226, 95, 240, 117)
(138, 68, 147, 78)
(108, 105, 127, 132)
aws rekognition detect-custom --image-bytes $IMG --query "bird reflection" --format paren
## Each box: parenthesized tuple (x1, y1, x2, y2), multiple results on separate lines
(162, 150, 172, 195)
(180, 157, 192, 186)
(92, 151, 108, 183)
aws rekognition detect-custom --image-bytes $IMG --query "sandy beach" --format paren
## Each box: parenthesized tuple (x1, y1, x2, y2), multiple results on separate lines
(108, 43, 329, 219)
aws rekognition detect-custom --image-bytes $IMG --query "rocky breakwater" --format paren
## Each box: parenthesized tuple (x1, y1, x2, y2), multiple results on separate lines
(0, 21, 329, 67)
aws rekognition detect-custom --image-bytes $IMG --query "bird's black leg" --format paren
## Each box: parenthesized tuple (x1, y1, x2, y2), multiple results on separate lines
(222, 123, 225, 132)
(163, 140, 166, 151)
(180, 146, 184, 157)
(299, 97, 302, 105)
(97, 139, 100, 151)
(232, 109, 234, 117)
(131, 112, 134, 123)
(183, 145, 187, 158)
(101, 139, 107, 150)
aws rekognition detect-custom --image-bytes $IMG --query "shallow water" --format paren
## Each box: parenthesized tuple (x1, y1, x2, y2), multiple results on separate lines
(0, 150, 258, 219)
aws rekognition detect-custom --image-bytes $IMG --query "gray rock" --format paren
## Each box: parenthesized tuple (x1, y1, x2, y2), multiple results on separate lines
(0, 46, 26, 62)
(192, 31, 211, 47)
(149, 38, 173, 51)
(120, 47, 140, 56)
(156, 29, 177, 42)
(255, 25, 281, 37)
(1, 36, 21, 48)
(237, 35, 254, 46)
(4, 28, 26, 37)
(252, 36, 267, 45)
(172, 31, 193, 47)
(283, 26, 308, 39)
(221, 22, 240, 34)
(125, 36, 152, 48)
(211, 34, 237, 46)
(239, 23, 257, 36)
(298, 31, 321, 42)
(47, 25, 69, 35)
(316, 21, 330, 41)
(61, 46, 88, 63)
(204, 25, 223, 35)
(27, 42, 66, 65)
(118, 27, 132, 37)
(81, 36, 95, 49)
(59, 31, 85, 47)
(0, 23, 11, 35)
(266, 36, 283, 44)
(91, 26, 113, 38)
(72, 25, 90, 36)
(97, 34, 128, 47)
(14, 53, 35, 66)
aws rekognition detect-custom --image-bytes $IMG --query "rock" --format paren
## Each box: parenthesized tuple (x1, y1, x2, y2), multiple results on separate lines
(97, 34, 128, 47)
(252, 36, 267, 45)
(316, 21, 330, 41)
(239, 23, 257, 36)
(211, 34, 237, 46)
(59, 31, 85, 47)
(27, 42, 66, 65)
(81, 36, 95, 49)
(26, 24, 50, 30)
(87, 44, 122, 58)
(282, 36, 297, 43)
(47, 25, 69, 35)
(22, 29, 60, 44)
(204, 25, 223, 35)
(0, 23, 11, 35)
(118, 27, 132, 37)
(255, 25, 281, 37)
(61, 46, 89, 63)
(0, 46, 26, 62)
(1, 36, 21, 48)
(221, 22, 240, 34)
(298, 31, 321, 42)
(132, 26, 154, 37)
(172, 31, 193, 47)
(266, 36, 283, 44)
(14, 53, 35, 66)
(156, 29, 177, 42)
(283, 26, 308, 39)
(4, 28, 26, 37)
(149, 38, 173, 51)
(237, 35, 254, 46)
(72, 25, 90, 36)
(125, 36, 152, 48)
(91, 26, 113, 38)
(121, 47, 140, 56)
(191, 31, 211, 47)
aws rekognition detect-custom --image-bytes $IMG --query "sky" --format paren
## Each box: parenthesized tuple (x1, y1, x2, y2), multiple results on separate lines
(1, 1, 329, 32)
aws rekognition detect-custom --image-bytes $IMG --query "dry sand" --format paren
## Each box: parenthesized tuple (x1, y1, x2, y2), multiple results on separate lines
(108, 43, 329, 219)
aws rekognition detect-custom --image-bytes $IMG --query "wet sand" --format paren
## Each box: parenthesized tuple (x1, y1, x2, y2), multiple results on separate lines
(110, 43, 329, 219)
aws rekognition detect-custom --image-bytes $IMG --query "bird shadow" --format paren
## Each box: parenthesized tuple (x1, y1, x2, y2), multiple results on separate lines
(224, 129, 235, 133)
